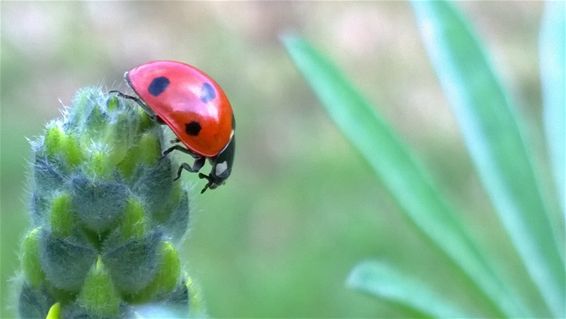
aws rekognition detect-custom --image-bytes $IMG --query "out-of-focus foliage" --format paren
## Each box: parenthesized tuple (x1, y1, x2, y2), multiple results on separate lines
(540, 1, 565, 219)
(412, 2, 564, 316)
(347, 261, 467, 318)
(283, 1, 564, 317)
(1, 2, 550, 317)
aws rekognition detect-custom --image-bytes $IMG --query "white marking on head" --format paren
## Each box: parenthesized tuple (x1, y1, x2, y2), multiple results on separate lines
(215, 161, 228, 176)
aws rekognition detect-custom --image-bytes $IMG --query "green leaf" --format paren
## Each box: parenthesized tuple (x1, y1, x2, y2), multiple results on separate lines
(540, 1, 565, 218)
(77, 258, 121, 317)
(128, 242, 180, 302)
(50, 193, 74, 237)
(411, 1, 564, 316)
(44, 125, 64, 158)
(187, 276, 207, 318)
(45, 303, 61, 319)
(121, 197, 147, 240)
(22, 228, 45, 288)
(139, 131, 161, 165)
(282, 35, 521, 317)
(348, 261, 467, 318)
(60, 133, 84, 168)
(87, 151, 113, 179)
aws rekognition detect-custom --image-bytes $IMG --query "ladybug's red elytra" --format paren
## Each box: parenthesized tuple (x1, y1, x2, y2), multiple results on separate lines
(111, 60, 235, 193)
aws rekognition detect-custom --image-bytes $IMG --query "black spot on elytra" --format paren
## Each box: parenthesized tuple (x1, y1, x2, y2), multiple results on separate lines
(148, 76, 170, 96)
(185, 121, 201, 136)
(200, 82, 216, 103)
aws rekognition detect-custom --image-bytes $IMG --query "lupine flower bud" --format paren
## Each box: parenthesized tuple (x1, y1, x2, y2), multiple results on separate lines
(17, 88, 203, 318)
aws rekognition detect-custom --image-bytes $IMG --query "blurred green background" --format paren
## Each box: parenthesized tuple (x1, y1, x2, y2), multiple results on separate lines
(1, 2, 547, 317)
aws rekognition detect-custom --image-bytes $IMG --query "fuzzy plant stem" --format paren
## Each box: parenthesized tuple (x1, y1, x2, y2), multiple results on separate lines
(16, 88, 203, 318)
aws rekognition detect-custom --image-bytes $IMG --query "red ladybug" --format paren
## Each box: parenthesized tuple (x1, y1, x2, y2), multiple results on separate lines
(112, 60, 235, 193)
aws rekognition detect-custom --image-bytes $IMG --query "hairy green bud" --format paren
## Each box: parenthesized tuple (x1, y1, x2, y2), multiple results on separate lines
(17, 88, 196, 318)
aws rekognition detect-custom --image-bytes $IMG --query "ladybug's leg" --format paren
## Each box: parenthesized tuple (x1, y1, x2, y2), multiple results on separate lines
(161, 145, 197, 160)
(174, 157, 205, 181)
(198, 173, 214, 194)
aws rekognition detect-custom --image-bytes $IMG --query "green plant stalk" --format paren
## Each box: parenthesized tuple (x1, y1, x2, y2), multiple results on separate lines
(16, 88, 202, 318)
(282, 35, 523, 318)
(412, 1, 565, 316)
(348, 261, 468, 318)
(540, 0, 565, 221)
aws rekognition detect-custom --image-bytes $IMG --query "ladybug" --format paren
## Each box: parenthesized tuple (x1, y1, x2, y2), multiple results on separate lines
(111, 60, 235, 193)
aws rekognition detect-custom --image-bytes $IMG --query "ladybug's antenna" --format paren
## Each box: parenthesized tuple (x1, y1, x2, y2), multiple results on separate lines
(109, 90, 145, 108)
(109, 90, 158, 120)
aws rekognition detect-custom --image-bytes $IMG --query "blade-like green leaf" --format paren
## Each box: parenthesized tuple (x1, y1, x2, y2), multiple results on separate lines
(412, 1, 565, 317)
(348, 261, 467, 318)
(282, 35, 523, 317)
(540, 1, 565, 219)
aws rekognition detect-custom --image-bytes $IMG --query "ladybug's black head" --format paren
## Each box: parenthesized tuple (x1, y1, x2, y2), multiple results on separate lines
(199, 135, 235, 193)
